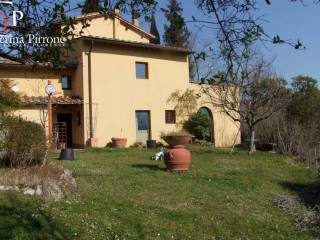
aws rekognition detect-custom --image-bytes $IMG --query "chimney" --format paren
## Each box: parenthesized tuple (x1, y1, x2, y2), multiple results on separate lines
(132, 16, 140, 27)
(114, 8, 120, 16)
(113, 8, 121, 39)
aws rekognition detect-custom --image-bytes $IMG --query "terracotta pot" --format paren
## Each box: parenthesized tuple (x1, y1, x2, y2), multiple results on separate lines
(57, 143, 66, 150)
(163, 135, 192, 147)
(163, 135, 192, 171)
(111, 138, 127, 148)
(165, 146, 191, 171)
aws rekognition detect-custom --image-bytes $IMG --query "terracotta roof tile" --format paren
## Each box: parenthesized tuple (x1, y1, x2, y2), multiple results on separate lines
(0, 59, 77, 69)
(20, 96, 83, 105)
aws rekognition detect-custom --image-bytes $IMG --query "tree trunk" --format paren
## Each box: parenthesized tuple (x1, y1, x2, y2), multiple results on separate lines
(230, 128, 240, 154)
(42, 142, 49, 166)
(249, 128, 256, 154)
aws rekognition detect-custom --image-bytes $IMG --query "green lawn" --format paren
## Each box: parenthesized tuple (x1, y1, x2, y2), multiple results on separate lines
(0, 147, 318, 240)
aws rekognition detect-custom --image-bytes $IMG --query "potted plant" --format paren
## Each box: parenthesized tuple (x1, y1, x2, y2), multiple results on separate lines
(111, 129, 127, 148)
(161, 131, 192, 171)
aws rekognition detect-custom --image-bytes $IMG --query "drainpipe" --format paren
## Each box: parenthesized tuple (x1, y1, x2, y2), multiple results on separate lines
(88, 40, 94, 140)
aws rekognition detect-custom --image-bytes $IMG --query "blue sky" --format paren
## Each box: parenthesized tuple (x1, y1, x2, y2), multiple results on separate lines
(255, 1, 320, 81)
(74, 0, 320, 82)
(152, 1, 320, 82)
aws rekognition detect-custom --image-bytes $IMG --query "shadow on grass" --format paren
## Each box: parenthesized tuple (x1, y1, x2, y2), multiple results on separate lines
(280, 180, 320, 208)
(0, 193, 72, 240)
(130, 164, 166, 171)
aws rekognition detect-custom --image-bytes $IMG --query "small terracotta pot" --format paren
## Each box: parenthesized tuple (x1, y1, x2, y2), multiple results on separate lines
(111, 138, 127, 148)
(57, 143, 66, 150)
(163, 135, 192, 171)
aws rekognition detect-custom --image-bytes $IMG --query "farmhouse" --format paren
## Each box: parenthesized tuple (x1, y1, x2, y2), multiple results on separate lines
(0, 11, 240, 148)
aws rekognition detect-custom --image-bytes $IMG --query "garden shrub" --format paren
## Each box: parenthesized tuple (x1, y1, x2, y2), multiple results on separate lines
(0, 116, 47, 167)
(0, 79, 21, 114)
(183, 111, 211, 141)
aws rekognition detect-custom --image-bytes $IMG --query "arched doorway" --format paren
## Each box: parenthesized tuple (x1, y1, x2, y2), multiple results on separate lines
(199, 107, 214, 144)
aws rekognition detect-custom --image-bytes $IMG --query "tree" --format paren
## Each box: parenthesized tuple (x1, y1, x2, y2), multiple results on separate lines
(192, 0, 319, 158)
(201, 59, 289, 153)
(82, 0, 102, 14)
(252, 75, 320, 164)
(191, 0, 308, 153)
(0, 80, 47, 167)
(193, 0, 308, 91)
(183, 111, 211, 141)
(195, 1, 306, 60)
(287, 75, 320, 124)
(0, 0, 158, 65)
(115, 0, 158, 20)
(163, 0, 191, 48)
(150, 14, 160, 44)
(162, 0, 198, 81)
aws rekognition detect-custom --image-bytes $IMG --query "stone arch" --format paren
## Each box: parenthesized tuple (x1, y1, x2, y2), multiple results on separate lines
(198, 107, 214, 144)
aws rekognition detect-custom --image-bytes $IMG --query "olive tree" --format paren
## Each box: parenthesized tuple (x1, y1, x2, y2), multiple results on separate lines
(201, 59, 289, 153)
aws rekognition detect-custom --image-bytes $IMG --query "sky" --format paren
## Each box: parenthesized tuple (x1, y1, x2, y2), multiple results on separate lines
(74, 0, 320, 82)
(254, 1, 320, 82)
(154, 1, 320, 82)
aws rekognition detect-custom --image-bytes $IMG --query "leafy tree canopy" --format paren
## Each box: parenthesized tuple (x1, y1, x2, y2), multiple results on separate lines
(183, 111, 212, 141)
(287, 75, 320, 124)
(82, 0, 102, 14)
(0, 0, 158, 65)
(150, 14, 160, 44)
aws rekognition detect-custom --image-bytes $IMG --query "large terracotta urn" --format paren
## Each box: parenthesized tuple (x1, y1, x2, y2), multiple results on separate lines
(111, 138, 127, 148)
(163, 134, 192, 171)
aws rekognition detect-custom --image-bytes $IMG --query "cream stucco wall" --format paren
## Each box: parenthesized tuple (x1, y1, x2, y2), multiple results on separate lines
(72, 15, 150, 43)
(15, 108, 46, 126)
(213, 111, 240, 147)
(81, 42, 189, 147)
(0, 67, 75, 97)
(0, 45, 240, 148)
(188, 84, 241, 147)
(79, 42, 240, 147)
(0, 67, 85, 147)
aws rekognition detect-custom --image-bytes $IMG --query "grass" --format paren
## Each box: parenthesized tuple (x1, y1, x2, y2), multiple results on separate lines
(0, 146, 318, 239)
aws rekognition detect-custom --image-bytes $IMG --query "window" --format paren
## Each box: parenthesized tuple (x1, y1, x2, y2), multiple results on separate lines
(165, 110, 176, 124)
(136, 62, 148, 79)
(61, 75, 72, 90)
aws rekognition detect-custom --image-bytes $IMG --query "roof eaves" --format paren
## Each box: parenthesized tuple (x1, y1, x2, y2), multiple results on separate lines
(115, 15, 156, 39)
(0, 61, 77, 70)
(81, 36, 192, 54)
